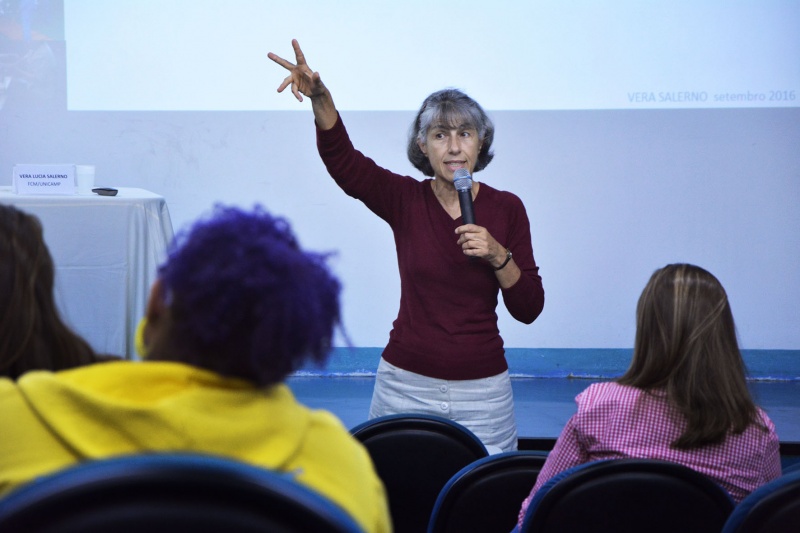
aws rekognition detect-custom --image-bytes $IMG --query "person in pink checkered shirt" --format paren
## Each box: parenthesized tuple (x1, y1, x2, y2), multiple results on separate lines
(517, 263, 781, 527)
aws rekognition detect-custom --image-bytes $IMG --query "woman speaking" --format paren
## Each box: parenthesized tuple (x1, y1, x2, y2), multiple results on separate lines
(269, 39, 545, 452)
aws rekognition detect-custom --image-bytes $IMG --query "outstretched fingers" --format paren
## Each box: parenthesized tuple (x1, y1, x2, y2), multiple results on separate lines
(267, 51, 293, 71)
(291, 38, 308, 67)
(267, 52, 298, 97)
(268, 39, 321, 102)
(268, 39, 306, 69)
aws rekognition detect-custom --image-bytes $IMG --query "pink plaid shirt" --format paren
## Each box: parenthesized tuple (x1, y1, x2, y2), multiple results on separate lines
(517, 381, 781, 527)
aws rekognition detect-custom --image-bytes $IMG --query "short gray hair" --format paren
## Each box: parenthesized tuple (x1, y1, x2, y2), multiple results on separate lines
(406, 88, 495, 177)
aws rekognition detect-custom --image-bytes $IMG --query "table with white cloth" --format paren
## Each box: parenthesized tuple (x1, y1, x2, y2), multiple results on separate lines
(0, 187, 174, 358)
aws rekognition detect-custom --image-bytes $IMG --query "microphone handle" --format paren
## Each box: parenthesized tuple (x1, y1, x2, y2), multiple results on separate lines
(458, 189, 476, 225)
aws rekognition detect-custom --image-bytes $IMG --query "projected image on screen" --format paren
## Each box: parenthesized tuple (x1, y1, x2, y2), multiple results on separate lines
(0, 0, 65, 111)
(61, 0, 799, 112)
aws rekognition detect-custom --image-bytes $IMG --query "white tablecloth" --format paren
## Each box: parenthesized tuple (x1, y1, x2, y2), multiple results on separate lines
(0, 187, 174, 358)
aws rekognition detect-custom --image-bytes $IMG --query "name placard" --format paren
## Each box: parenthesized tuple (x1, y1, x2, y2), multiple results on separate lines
(13, 164, 76, 195)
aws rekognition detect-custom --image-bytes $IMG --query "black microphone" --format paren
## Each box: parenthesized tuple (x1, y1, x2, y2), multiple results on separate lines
(453, 168, 475, 225)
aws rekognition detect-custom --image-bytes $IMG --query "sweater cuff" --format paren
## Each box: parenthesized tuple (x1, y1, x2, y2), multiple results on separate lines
(316, 112, 343, 138)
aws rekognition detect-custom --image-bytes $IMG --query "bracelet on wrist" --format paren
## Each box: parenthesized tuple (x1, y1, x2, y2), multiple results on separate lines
(495, 248, 513, 271)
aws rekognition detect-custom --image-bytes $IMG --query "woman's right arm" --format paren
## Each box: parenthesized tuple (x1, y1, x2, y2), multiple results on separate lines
(268, 39, 338, 130)
(268, 40, 411, 224)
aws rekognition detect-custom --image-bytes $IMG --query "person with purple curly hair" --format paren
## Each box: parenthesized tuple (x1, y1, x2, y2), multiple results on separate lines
(142, 204, 341, 386)
(0, 205, 391, 533)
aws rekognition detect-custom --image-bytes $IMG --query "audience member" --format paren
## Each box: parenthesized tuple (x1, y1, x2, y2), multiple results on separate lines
(517, 263, 781, 527)
(0, 204, 103, 379)
(0, 205, 391, 533)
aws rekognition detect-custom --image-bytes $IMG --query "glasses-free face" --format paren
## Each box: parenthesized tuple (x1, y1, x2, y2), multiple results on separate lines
(419, 123, 482, 182)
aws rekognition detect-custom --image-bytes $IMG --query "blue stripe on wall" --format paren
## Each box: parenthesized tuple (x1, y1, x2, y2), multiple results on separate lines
(296, 347, 800, 381)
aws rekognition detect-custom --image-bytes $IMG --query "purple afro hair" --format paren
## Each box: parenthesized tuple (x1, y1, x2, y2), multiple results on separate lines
(157, 204, 341, 386)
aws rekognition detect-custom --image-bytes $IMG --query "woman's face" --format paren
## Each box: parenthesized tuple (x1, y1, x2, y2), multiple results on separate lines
(419, 122, 482, 182)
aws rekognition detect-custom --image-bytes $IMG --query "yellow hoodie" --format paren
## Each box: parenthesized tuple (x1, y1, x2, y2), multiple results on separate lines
(0, 360, 391, 533)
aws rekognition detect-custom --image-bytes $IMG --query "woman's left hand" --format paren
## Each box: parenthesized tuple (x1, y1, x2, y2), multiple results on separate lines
(456, 224, 521, 287)
(455, 224, 504, 266)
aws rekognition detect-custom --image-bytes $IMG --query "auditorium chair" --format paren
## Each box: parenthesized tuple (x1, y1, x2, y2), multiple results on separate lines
(518, 458, 734, 533)
(428, 450, 548, 533)
(721, 469, 800, 533)
(0, 453, 364, 533)
(351, 413, 488, 533)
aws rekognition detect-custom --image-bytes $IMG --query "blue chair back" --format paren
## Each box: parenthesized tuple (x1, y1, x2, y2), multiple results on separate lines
(428, 450, 548, 533)
(0, 453, 364, 533)
(519, 458, 734, 533)
(781, 460, 800, 475)
(721, 469, 800, 533)
(351, 413, 488, 533)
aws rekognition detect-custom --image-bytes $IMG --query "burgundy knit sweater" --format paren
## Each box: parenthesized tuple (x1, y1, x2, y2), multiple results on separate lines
(317, 115, 544, 380)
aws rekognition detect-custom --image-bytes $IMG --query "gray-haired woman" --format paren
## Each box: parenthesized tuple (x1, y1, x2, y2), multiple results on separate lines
(269, 39, 545, 452)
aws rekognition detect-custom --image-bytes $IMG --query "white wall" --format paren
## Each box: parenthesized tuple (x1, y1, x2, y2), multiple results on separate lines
(2, 107, 798, 350)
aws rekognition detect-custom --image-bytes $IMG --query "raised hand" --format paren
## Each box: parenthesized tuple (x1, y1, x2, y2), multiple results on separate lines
(268, 39, 337, 129)
(268, 39, 326, 102)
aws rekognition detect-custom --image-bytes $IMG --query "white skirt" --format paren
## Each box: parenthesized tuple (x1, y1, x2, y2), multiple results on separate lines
(368, 358, 518, 453)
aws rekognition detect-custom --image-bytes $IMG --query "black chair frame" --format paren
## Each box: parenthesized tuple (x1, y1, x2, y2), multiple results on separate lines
(351, 413, 488, 533)
(520, 458, 735, 533)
